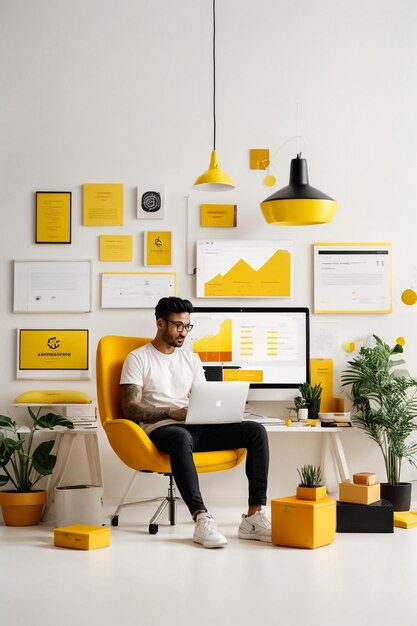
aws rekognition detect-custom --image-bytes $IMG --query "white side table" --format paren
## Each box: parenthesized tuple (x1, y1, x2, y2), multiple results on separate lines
(13, 403, 103, 510)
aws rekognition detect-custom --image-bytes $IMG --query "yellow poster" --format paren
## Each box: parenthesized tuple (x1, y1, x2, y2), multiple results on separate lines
(144, 231, 172, 266)
(201, 204, 237, 227)
(99, 235, 132, 261)
(19, 329, 89, 371)
(196, 240, 292, 298)
(36, 192, 71, 243)
(310, 358, 334, 412)
(83, 184, 123, 226)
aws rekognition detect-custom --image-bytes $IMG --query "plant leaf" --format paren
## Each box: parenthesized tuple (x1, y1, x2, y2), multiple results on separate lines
(0, 474, 10, 486)
(0, 415, 16, 429)
(31, 440, 57, 476)
(36, 413, 75, 430)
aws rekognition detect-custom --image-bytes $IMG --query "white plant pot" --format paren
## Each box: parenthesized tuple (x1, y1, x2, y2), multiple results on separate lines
(298, 408, 309, 421)
(54, 485, 103, 527)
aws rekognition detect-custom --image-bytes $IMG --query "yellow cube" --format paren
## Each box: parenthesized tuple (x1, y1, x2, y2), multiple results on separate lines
(271, 496, 336, 549)
(339, 481, 380, 505)
(54, 524, 111, 550)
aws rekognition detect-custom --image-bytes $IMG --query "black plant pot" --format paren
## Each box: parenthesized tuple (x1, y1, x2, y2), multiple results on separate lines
(380, 482, 412, 512)
(307, 398, 321, 420)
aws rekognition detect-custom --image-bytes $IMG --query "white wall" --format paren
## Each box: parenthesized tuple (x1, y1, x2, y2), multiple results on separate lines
(1, 0, 417, 504)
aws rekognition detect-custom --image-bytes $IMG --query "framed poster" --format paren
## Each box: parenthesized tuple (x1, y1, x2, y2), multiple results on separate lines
(36, 191, 71, 243)
(313, 242, 392, 313)
(196, 239, 292, 298)
(101, 272, 176, 308)
(17, 329, 90, 379)
(144, 231, 173, 266)
(83, 183, 123, 226)
(13, 260, 92, 313)
(137, 184, 165, 219)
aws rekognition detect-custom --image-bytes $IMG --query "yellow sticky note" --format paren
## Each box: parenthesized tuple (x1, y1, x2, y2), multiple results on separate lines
(250, 149, 270, 170)
(83, 184, 123, 226)
(201, 204, 237, 227)
(99, 235, 132, 261)
(145, 231, 172, 266)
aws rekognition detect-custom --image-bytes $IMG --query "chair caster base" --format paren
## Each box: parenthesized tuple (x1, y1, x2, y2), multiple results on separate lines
(111, 516, 119, 527)
(149, 523, 159, 535)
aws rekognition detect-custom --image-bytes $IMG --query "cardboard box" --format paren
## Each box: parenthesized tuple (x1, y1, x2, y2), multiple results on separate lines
(54, 524, 111, 550)
(339, 481, 380, 505)
(353, 472, 377, 486)
(337, 499, 393, 533)
(271, 496, 336, 549)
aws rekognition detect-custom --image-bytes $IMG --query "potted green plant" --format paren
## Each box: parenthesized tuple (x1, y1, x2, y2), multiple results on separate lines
(341, 335, 417, 511)
(296, 464, 326, 500)
(0, 408, 74, 526)
(298, 382, 322, 420)
(294, 395, 308, 421)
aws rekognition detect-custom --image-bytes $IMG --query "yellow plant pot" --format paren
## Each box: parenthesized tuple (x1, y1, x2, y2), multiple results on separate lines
(0, 490, 47, 526)
(296, 485, 327, 501)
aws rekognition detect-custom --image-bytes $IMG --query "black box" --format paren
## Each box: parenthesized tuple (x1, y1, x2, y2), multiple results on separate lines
(336, 499, 394, 533)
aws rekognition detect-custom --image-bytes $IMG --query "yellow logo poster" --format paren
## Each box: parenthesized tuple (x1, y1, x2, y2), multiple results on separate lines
(19, 329, 89, 371)
(144, 231, 172, 266)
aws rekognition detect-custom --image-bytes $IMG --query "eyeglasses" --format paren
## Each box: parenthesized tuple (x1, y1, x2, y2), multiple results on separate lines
(161, 318, 194, 333)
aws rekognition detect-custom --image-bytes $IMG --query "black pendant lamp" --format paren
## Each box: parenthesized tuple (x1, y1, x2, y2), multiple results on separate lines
(260, 153, 337, 225)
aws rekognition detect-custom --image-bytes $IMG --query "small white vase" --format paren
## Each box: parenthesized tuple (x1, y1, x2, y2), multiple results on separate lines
(298, 408, 309, 421)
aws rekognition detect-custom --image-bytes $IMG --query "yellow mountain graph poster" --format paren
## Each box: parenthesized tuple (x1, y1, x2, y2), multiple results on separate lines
(196, 240, 292, 298)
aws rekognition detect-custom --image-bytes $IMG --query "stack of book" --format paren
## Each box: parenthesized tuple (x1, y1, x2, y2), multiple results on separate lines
(318, 412, 351, 427)
(65, 404, 97, 428)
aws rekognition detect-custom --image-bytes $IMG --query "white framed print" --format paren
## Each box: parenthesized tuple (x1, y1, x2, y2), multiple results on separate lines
(137, 184, 165, 219)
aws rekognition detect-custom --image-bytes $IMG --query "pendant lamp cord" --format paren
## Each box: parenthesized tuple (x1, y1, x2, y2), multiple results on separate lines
(212, 0, 216, 151)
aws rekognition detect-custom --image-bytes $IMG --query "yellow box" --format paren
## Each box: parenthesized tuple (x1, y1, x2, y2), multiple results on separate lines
(271, 496, 336, 549)
(353, 472, 377, 486)
(339, 481, 380, 505)
(393, 511, 417, 529)
(54, 525, 111, 550)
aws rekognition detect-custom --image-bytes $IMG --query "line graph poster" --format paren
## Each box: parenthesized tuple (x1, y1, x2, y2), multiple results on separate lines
(196, 240, 292, 298)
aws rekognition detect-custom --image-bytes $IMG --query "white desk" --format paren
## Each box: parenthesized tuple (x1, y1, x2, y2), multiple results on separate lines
(260, 423, 350, 487)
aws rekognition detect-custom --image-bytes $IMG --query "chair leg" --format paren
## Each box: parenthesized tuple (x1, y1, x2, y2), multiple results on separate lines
(149, 474, 179, 534)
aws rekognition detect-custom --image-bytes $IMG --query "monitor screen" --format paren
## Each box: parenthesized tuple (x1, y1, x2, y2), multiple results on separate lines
(186, 307, 310, 401)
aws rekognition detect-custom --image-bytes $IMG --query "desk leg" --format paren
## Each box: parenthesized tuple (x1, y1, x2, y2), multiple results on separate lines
(44, 433, 77, 519)
(320, 433, 350, 493)
(329, 432, 350, 482)
(83, 433, 103, 487)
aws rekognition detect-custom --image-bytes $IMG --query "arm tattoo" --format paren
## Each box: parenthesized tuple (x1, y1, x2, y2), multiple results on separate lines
(120, 384, 170, 424)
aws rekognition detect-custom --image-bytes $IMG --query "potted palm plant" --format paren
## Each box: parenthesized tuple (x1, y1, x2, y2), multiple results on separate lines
(0, 408, 74, 525)
(298, 382, 322, 419)
(296, 464, 326, 500)
(341, 335, 417, 511)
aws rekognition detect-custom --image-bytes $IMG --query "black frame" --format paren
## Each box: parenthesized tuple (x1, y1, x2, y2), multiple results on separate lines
(35, 191, 72, 244)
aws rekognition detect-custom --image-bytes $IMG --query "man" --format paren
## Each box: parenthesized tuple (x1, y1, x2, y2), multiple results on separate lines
(120, 296, 270, 548)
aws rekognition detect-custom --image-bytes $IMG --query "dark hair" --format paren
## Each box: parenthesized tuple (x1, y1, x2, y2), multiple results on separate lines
(155, 297, 193, 319)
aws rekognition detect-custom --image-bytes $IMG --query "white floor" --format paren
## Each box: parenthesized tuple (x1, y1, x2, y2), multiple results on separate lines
(2, 491, 417, 626)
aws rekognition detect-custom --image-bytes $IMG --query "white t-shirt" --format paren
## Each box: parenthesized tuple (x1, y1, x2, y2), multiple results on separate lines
(120, 342, 206, 435)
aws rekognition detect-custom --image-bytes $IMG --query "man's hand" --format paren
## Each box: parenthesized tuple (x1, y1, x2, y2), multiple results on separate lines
(168, 407, 187, 421)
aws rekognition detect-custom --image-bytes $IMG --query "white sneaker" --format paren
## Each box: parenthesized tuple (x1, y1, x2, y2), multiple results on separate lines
(193, 513, 227, 548)
(238, 510, 271, 543)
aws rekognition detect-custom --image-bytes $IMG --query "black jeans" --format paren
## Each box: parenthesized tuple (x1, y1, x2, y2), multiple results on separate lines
(149, 421, 269, 516)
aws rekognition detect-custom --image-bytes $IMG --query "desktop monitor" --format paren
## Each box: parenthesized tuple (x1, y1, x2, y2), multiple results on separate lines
(187, 307, 310, 401)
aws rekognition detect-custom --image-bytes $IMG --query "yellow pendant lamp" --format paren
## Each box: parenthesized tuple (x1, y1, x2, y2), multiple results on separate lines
(193, 0, 235, 191)
(260, 153, 336, 225)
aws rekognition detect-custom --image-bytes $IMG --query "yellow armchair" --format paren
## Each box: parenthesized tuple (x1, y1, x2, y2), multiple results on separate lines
(96, 335, 246, 533)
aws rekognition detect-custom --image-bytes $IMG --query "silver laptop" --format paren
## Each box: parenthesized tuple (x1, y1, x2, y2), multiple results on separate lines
(185, 381, 250, 425)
